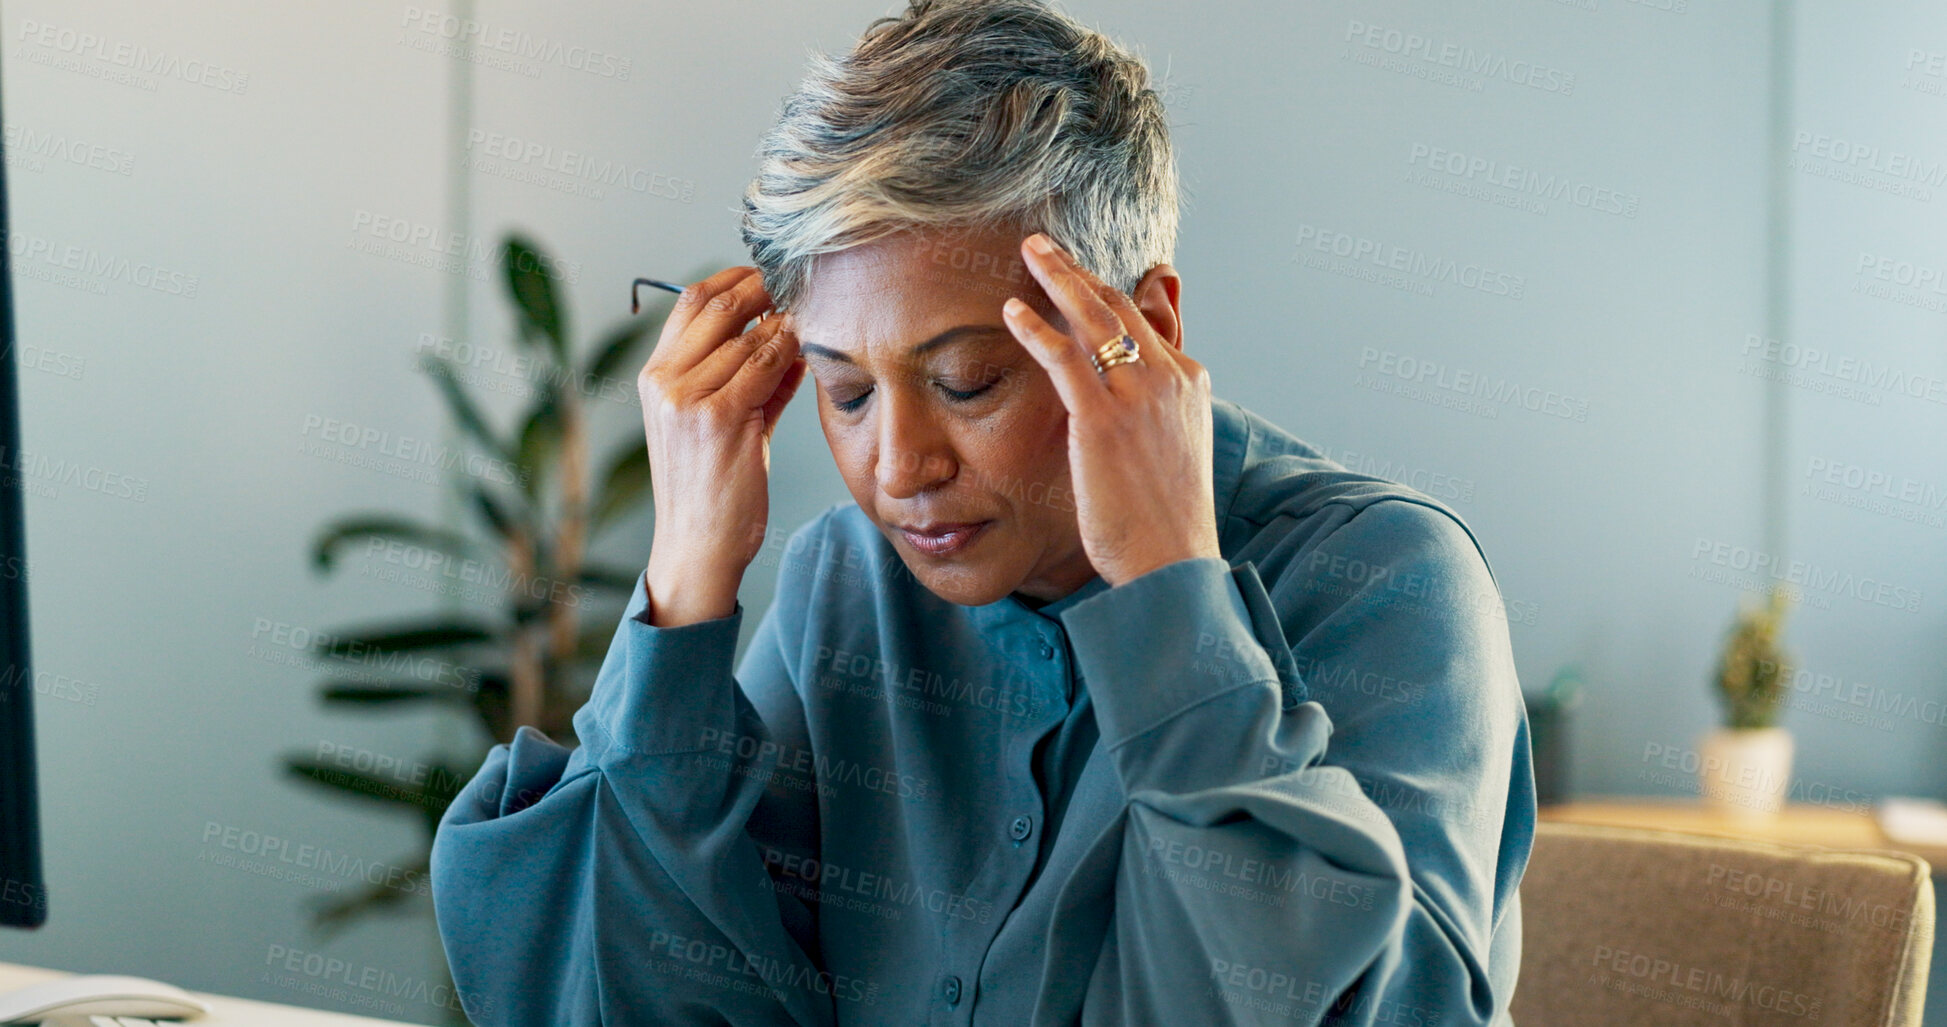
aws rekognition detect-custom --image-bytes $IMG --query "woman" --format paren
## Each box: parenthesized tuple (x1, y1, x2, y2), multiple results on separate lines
(430, 1, 1534, 1024)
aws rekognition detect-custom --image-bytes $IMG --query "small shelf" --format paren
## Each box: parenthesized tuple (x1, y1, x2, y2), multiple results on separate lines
(1539, 797, 1947, 873)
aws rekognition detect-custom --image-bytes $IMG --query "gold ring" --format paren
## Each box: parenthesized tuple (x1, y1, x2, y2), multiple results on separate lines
(1090, 333, 1142, 374)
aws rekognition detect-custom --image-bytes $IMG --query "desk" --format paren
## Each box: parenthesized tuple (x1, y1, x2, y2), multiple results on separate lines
(0, 962, 422, 1026)
(1539, 798, 1947, 872)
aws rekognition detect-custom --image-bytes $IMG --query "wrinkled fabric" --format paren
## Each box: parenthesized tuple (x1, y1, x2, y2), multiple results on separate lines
(431, 394, 1535, 1026)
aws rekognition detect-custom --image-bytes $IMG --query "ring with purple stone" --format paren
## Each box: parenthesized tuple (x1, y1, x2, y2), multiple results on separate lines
(1090, 332, 1142, 375)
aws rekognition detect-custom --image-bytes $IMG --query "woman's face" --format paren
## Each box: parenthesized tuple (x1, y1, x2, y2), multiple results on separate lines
(787, 224, 1095, 608)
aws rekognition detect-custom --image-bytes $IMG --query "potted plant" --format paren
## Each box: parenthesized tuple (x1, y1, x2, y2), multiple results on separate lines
(1698, 590, 1794, 818)
(279, 234, 677, 970)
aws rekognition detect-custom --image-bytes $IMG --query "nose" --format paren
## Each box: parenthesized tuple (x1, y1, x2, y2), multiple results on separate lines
(875, 385, 957, 499)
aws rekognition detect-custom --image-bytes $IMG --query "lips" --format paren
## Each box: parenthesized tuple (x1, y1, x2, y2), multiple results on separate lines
(897, 521, 990, 556)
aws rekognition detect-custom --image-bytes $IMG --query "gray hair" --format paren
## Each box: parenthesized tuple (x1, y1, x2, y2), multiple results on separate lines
(738, 0, 1179, 312)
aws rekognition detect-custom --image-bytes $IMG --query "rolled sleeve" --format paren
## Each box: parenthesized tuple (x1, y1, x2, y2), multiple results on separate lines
(432, 561, 837, 1026)
(1060, 557, 1282, 752)
(1036, 500, 1532, 1026)
(572, 573, 747, 759)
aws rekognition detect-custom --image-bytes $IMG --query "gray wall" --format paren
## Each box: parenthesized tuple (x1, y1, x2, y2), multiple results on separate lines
(1, 0, 1939, 1022)
(1781, 2, 1947, 805)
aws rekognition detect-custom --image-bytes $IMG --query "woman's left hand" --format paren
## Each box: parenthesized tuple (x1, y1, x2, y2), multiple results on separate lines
(1002, 231, 1222, 588)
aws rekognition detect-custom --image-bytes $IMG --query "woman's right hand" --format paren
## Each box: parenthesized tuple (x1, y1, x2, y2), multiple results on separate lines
(637, 266, 808, 627)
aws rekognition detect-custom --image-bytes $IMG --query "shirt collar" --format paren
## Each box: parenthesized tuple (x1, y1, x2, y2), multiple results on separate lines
(1018, 573, 1111, 620)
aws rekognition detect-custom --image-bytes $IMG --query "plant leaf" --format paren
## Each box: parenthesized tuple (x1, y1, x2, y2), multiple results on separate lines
(584, 318, 651, 385)
(319, 682, 479, 706)
(312, 620, 498, 661)
(503, 235, 566, 360)
(311, 516, 477, 573)
(579, 564, 643, 592)
(283, 758, 454, 814)
(467, 484, 518, 542)
(509, 595, 553, 626)
(574, 626, 619, 663)
(515, 386, 562, 500)
(468, 672, 511, 743)
(590, 441, 650, 534)
(420, 355, 511, 462)
(304, 850, 431, 939)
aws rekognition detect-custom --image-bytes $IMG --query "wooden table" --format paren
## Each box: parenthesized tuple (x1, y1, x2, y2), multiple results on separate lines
(1539, 797, 1947, 873)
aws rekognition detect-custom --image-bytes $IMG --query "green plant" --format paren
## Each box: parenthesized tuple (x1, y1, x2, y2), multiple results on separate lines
(282, 234, 667, 936)
(1712, 590, 1793, 730)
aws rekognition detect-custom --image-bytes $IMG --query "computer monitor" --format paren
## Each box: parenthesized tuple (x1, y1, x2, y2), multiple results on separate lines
(0, 59, 47, 930)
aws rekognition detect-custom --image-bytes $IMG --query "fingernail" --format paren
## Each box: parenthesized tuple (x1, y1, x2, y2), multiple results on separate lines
(1026, 233, 1055, 255)
(1004, 297, 1028, 318)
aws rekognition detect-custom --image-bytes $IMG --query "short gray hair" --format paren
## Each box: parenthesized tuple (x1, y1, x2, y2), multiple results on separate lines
(739, 0, 1178, 312)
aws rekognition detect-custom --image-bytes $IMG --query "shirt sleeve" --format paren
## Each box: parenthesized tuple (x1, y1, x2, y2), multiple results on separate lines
(1033, 499, 1535, 1027)
(429, 572, 855, 1027)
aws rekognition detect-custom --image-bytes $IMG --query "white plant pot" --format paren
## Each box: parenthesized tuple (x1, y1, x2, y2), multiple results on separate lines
(1697, 726, 1794, 819)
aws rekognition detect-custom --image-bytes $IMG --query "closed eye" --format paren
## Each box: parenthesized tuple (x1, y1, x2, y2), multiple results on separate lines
(830, 380, 996, 413)
(937, 382, 991, 402)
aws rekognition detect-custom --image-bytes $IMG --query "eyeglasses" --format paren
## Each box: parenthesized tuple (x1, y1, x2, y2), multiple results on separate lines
(630, 276, 787, 326)
(630, 277, 685, 315)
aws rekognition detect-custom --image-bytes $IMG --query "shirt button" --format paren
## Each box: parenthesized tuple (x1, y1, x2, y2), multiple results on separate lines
(1038, 639, 1055, 659)
(1009, 815, 1034, 842)
(941, 974, 963, 1006)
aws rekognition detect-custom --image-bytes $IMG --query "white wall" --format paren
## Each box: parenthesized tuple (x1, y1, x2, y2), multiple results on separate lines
(1779, 2, 1947, 804)
(3, 0, 1939, 1022)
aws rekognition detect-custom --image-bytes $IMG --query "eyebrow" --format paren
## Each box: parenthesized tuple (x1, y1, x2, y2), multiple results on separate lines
(798, 324, 1015, 365)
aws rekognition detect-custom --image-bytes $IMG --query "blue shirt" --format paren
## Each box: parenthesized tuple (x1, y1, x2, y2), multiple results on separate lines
(430, 394, 1535, 1026)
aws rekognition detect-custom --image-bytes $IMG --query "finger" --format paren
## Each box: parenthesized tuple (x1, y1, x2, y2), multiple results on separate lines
(1028, 235, 1161, 350)
(1002, 295, 1105, 417)
(689, 310, 789, 392)
(684, 269, 777, 360)
(760, 358, 809, 439)
(658, 266, 754, 344)
(657, 267, 769, 376)
(1042, 243, 1181, 380)
(648, 266, 758, 379)
(1020, 236, 1135, 354)
(1082, 275, 1184, 378)
(715, 320, 803, 415)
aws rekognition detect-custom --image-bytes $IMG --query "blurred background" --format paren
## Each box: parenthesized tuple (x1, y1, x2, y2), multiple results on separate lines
(0, 0, 1942, 1022)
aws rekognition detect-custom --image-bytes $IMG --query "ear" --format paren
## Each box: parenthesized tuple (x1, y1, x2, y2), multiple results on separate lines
(1131, 264, 1183, 352)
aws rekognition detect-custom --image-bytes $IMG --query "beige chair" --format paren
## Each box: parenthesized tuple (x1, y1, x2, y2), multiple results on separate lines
(1513, 821, 1935, 1026)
